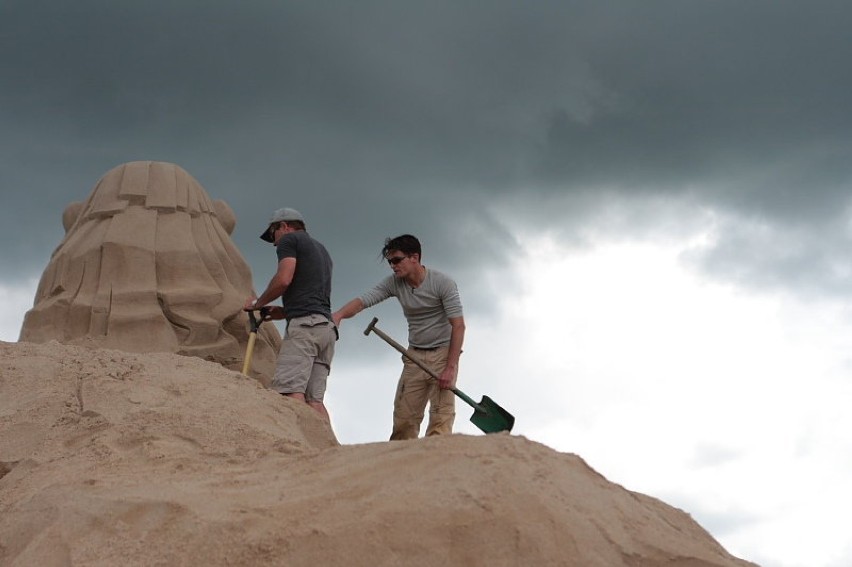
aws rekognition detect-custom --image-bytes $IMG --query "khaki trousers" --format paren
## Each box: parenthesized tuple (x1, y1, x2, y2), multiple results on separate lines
(271, 314, 336, 402)
(390, 346, 456, 440)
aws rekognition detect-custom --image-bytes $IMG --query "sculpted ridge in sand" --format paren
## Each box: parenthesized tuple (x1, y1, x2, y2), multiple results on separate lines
(0, 341, 756, 567)
(18, 161, 280, 385)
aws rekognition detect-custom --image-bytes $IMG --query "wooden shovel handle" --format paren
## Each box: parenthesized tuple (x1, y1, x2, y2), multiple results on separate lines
(363, 317, 439, 379)
(363, 317, 484, 411)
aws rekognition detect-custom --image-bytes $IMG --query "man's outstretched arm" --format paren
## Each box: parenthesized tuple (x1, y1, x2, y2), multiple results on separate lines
(332, 297, 365, 328)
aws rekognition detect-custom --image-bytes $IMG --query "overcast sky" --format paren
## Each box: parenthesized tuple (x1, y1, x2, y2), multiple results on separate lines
(3, 2, 852, 566)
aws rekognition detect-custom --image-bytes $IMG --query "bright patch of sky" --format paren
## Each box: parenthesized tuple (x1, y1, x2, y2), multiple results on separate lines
(0, 280, 38, 342)
(459, 222, 852, 567)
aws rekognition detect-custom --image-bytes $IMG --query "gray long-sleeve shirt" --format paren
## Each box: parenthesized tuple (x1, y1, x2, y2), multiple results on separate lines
(358, 268, 463, 348)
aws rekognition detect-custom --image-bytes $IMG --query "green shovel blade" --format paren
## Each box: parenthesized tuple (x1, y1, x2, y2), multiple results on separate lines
(468, 395, 515, 433)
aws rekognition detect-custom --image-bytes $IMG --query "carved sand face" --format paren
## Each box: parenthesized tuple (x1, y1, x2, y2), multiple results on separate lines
(20, 161, 280, 385)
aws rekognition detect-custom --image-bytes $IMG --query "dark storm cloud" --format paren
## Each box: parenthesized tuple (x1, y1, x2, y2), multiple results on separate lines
(2, 0, 851, 299)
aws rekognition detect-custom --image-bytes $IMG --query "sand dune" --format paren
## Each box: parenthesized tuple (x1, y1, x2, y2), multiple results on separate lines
(0, 340, 756, 566)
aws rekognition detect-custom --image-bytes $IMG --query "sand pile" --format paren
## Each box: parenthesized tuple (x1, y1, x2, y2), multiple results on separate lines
(0, 340, 755, 567)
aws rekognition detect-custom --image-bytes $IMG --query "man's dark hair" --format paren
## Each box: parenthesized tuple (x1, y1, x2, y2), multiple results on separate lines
(282, 220, 306, 231)
(382, 234, 421, 259)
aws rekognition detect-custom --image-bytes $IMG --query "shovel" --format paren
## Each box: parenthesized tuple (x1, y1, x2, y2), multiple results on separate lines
(241, 308, 269, 375)
(364, 317, 514, 434)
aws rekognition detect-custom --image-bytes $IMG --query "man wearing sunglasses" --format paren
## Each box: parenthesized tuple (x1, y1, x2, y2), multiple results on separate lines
(333, 234, 465, 440)
(245, 207, 337, 423)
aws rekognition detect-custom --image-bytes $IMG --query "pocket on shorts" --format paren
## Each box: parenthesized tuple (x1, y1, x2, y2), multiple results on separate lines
(293, 314, 331, 328)
(290, 315, 337, 344)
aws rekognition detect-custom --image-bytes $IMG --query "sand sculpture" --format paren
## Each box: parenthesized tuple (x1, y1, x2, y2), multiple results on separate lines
(18, 161, 280, 384)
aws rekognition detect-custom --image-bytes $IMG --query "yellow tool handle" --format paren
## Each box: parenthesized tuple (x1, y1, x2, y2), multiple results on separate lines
(241, 332, 258, 375)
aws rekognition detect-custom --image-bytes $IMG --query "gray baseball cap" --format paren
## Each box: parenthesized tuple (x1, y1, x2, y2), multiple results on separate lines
(260, 207, 304, 242)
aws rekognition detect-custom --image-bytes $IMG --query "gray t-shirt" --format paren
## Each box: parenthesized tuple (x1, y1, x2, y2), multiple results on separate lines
(276, 231, 333, 320)
(359, 268, 463, 348)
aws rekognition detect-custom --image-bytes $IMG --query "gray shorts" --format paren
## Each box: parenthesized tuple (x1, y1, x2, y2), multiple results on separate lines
(271, 314, 336, 402)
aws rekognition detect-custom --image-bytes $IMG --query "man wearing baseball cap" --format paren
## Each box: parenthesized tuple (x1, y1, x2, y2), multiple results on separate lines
(246, 207, 337, 422)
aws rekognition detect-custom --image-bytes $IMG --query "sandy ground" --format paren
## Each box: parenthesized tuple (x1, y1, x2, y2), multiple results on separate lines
(0, 340, 757, 567)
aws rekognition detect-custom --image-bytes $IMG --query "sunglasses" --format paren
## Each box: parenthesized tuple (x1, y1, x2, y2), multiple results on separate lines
(387, 255, 407, 266)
